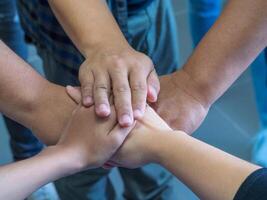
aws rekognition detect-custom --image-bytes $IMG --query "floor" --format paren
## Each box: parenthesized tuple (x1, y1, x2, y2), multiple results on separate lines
(0, 1, 265, 199)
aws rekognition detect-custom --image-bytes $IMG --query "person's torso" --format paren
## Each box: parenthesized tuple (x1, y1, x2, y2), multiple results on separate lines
(17, 0, 155, 69)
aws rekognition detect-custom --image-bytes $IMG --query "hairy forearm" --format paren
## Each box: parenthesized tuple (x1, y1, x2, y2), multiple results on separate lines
(47, 0, 130, 58)
(180, 0, 267, 107)
(153, 131, 259, 200)
(0, 41, 76, 145)
(0, 146, 77, 200)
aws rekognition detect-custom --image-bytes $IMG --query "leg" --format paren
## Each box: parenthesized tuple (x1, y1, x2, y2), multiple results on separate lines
(120, 165, 176, 200)
(189, 0, 222, 46)
(119, 1, 178, 199)
(251, 49, 267, 167)
(37, 47, 116, 200)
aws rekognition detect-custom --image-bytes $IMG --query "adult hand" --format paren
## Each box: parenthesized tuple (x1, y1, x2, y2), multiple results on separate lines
(104, 106, 172, 169)
(57, 105, 134, 171)
(79, 46, 160, 127)
(151, 69, 210, 134)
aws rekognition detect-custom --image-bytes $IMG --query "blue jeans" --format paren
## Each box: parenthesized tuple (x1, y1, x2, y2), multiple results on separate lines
(189, 0, 222, 46)
(0, 0, 43, 160)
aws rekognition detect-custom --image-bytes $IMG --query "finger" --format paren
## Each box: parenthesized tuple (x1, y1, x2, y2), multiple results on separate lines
(93, 71, 111, 117)
(110, 69, 133, 127)
(129, 70, 147, 120)
(66, 86, 82, 104)
(109, 121, 135, 148)
(79, 69, 94, 107)
(147, 69, 160, 103)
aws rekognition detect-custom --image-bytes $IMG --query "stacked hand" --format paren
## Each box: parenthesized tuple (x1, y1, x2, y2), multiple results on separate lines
(79, 47, 160, 127)
(64, 86, 171, 169)
(104, 106, 172, 169)
(56, 105, 135, 171)
(63, 67, 211, 170)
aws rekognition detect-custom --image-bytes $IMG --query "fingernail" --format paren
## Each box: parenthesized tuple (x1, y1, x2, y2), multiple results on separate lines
(149, 86, 157, 102)
(83, 96, 93, 106)
(134, 109, 143, 119)
(119, 114, 133, 127)
(97, 104, 110, 116)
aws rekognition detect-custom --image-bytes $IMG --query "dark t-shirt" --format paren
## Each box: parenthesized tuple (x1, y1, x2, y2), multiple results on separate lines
(234, 168, 267, 200)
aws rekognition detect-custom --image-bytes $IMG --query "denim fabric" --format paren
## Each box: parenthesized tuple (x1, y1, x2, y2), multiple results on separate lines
(0, 0, 43, 161)
(31, 0, 179, 199)
(17, 0, 155, 71)
(189, 0, 222, 46)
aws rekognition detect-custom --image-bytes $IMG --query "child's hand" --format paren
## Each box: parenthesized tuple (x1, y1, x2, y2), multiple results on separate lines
(105, 106, 172, 169)
(57, 105, 134, 171)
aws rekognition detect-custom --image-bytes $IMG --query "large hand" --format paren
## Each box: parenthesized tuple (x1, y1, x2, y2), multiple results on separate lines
(57, 105, 134, 171)
(151, 69, 210, 134)
(79, 46, 160, 127)
(105, 106, 172, 169)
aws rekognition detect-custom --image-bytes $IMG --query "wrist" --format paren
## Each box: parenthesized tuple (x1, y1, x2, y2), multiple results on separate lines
(152, 130, 187, 166)
(30, 83, 77, 145)
(172, 69, 212, 109)
(83, 40, 131, 60)
(148, 130, 177, 164)
(39, 146, 81, 177)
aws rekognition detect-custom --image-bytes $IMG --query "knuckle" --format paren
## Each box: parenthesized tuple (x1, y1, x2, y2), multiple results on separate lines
(114, 84, 130, 93)
(82, 84, 93, 94)
(95, 83, 109, 91)
(114, 102, 131, 113)
(131, 82, 147, 92)
(113, 58, 125, 70)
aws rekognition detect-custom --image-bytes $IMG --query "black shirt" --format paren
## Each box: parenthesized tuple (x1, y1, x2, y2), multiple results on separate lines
(234, 168, 267, 200)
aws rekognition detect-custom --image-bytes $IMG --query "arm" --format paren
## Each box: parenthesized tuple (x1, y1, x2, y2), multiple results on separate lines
(182, 0, 267, 106)
(108, 106, 260, 200)
(0, 40, 75, 144)
(0, 105, 133, 200)
(47, 0, 160, 126)
(156, 132, 259, 200)
(154, 0, 267, 132)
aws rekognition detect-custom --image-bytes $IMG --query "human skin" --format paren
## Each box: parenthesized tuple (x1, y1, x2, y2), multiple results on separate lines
(0, 40, 134, 200)
(107, 106, 260, 200)
(0, 40, 77, 145)
(0, 105, 133, 200)
(153, 0, 267, 133)
(47, 0, 160, 126)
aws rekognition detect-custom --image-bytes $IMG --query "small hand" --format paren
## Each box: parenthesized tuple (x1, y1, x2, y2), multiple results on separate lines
(78, 47, 160, 127)
(57, 105, 134, 171)
(105, 106, 171, 169)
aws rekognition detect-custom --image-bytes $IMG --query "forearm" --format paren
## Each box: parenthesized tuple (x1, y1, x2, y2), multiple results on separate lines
(0, 147, 78, 200)
(47, 0, 130, 58)
(0, 41, 76, 145)
(180, 0, 267, 107)
(153, 131, 259, 200)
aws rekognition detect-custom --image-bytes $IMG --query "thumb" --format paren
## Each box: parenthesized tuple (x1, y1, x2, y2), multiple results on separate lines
(66, 86, 82, 104)
(147, 69, 160, 103)
(109, 121, 136, 149)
